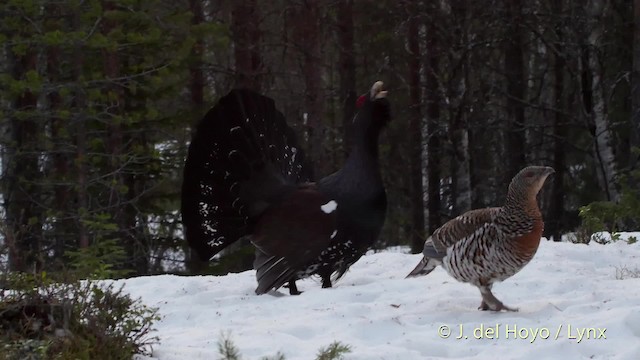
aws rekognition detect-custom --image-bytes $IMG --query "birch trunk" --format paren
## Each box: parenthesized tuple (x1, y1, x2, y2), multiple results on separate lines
(587, 0, 620, 201)
(450, 0, 472, 215)
(525, 0, 552, 161)
(504, 0, 526, 183)
(452, 128, 471, 213)
(425, 15, 441, 234)
(549, 1, 567, 241)
(291, 2, 325, 178)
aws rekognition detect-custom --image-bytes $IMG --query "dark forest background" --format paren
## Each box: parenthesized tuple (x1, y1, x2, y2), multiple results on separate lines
(1, 0, 639, 277)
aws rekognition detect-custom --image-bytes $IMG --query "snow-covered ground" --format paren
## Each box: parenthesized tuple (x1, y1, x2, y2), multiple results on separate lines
(121, 233, 640, 360)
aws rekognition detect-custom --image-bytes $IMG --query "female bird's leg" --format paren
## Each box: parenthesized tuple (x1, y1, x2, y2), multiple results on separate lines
(478, 285, 518, 312)
(286, 279, 302, 295)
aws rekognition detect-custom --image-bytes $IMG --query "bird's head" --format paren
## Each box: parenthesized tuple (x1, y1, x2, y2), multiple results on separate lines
(509, 166, 555, 200)
(356, 81, 388, 108)
(354, 81, 392, 130)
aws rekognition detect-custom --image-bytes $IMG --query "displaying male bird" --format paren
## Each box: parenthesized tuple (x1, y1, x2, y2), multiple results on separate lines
(181, 81, 391, 295)
(406, 166, 555, 311)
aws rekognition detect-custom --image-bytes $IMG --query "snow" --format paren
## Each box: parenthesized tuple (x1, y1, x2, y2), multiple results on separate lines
(118, 235, 640, 360)
(321, 200, 338, 214)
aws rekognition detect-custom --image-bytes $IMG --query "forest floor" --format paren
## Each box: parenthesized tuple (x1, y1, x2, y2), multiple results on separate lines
(123, 232, 640, 360)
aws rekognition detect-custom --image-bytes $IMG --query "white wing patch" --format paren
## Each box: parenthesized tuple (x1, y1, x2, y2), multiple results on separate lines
(330, 230, 338, 239)
(320, 200, 338, 214)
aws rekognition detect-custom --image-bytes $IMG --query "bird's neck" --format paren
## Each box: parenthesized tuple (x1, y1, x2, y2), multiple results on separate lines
(503, 190, 542, 220)
(318, 122, 385, 198)
(342, 130, 382, 179)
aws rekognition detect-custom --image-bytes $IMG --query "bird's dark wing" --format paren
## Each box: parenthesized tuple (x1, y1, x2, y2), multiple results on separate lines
(251, 183, 338, 294)
(423, 207, 501, 259)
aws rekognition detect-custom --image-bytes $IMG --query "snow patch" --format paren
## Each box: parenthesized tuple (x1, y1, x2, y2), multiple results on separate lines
(320, 200, 337, 214)
(115, 238, 640, 360)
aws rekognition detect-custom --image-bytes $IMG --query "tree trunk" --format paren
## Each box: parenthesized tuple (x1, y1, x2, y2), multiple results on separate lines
(6, 47, 42, 272)
(231, 0, 262, 91)
(75, 104, 89, 251)
(449, 0, 472, 215)
(631, 0, 640, 172)
(43, 0, 70, 264)
(186, 0, 208, 274)
(425, 17, 441, 234)
(549, 14, 567, 242)
(407, 9, 426, 252)
(72, 7, 89, 251)
(102, 0, 124, 216)
(102, 0, 146, 274)
(451, 121, 471, 214)
(291, 1, 325, 178)
(504, 0, 526, 182)
(189, 0, 205, 108)
(47, 41, 71, 261)
(337, 0, 356, 158)
(586, 0, 620, 202)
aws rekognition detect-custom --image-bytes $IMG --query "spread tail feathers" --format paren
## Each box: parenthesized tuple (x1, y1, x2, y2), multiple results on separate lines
(253, 249, 296, 294)
(181, 89, 310, 261)
(406, 256, 438, 278)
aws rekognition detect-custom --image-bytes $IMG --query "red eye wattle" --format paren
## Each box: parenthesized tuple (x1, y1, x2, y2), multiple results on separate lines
(356, 95, 366, 109)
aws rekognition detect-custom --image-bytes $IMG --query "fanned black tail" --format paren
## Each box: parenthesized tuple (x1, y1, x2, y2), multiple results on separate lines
(181, 89, 309, 261)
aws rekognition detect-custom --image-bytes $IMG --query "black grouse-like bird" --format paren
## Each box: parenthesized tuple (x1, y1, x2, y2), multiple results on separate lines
(181, 81, 391, 295)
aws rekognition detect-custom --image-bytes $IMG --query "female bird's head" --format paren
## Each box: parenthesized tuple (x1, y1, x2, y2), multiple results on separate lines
(508, 166, 555, 201)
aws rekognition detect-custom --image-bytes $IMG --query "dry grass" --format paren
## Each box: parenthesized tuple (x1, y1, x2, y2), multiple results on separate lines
(615, 265, 640, 280)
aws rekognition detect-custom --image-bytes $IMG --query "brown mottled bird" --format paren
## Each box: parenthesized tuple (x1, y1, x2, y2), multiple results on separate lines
(407, 166, 555, 311)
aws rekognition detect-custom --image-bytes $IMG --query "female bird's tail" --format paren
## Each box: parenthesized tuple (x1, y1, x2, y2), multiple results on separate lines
(406, 256, 439, 278)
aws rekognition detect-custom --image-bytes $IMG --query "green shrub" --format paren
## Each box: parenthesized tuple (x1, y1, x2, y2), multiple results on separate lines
(217, 331, 242, 360)
(578, 176, 640, 243)
(315, 341, 352, 360)
(262, 353, 286, 360)
(216, 333, 351, 360)
(64, 239, 132, 279)
(0, 272, 159, 360)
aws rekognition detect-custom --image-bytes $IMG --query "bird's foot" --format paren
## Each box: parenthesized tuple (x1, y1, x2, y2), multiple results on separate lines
(285, 281, 303, 295)
(478, 300, 519, 312)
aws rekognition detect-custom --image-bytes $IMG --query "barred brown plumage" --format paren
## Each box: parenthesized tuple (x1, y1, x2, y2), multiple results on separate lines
(406, 166, 555, 311)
